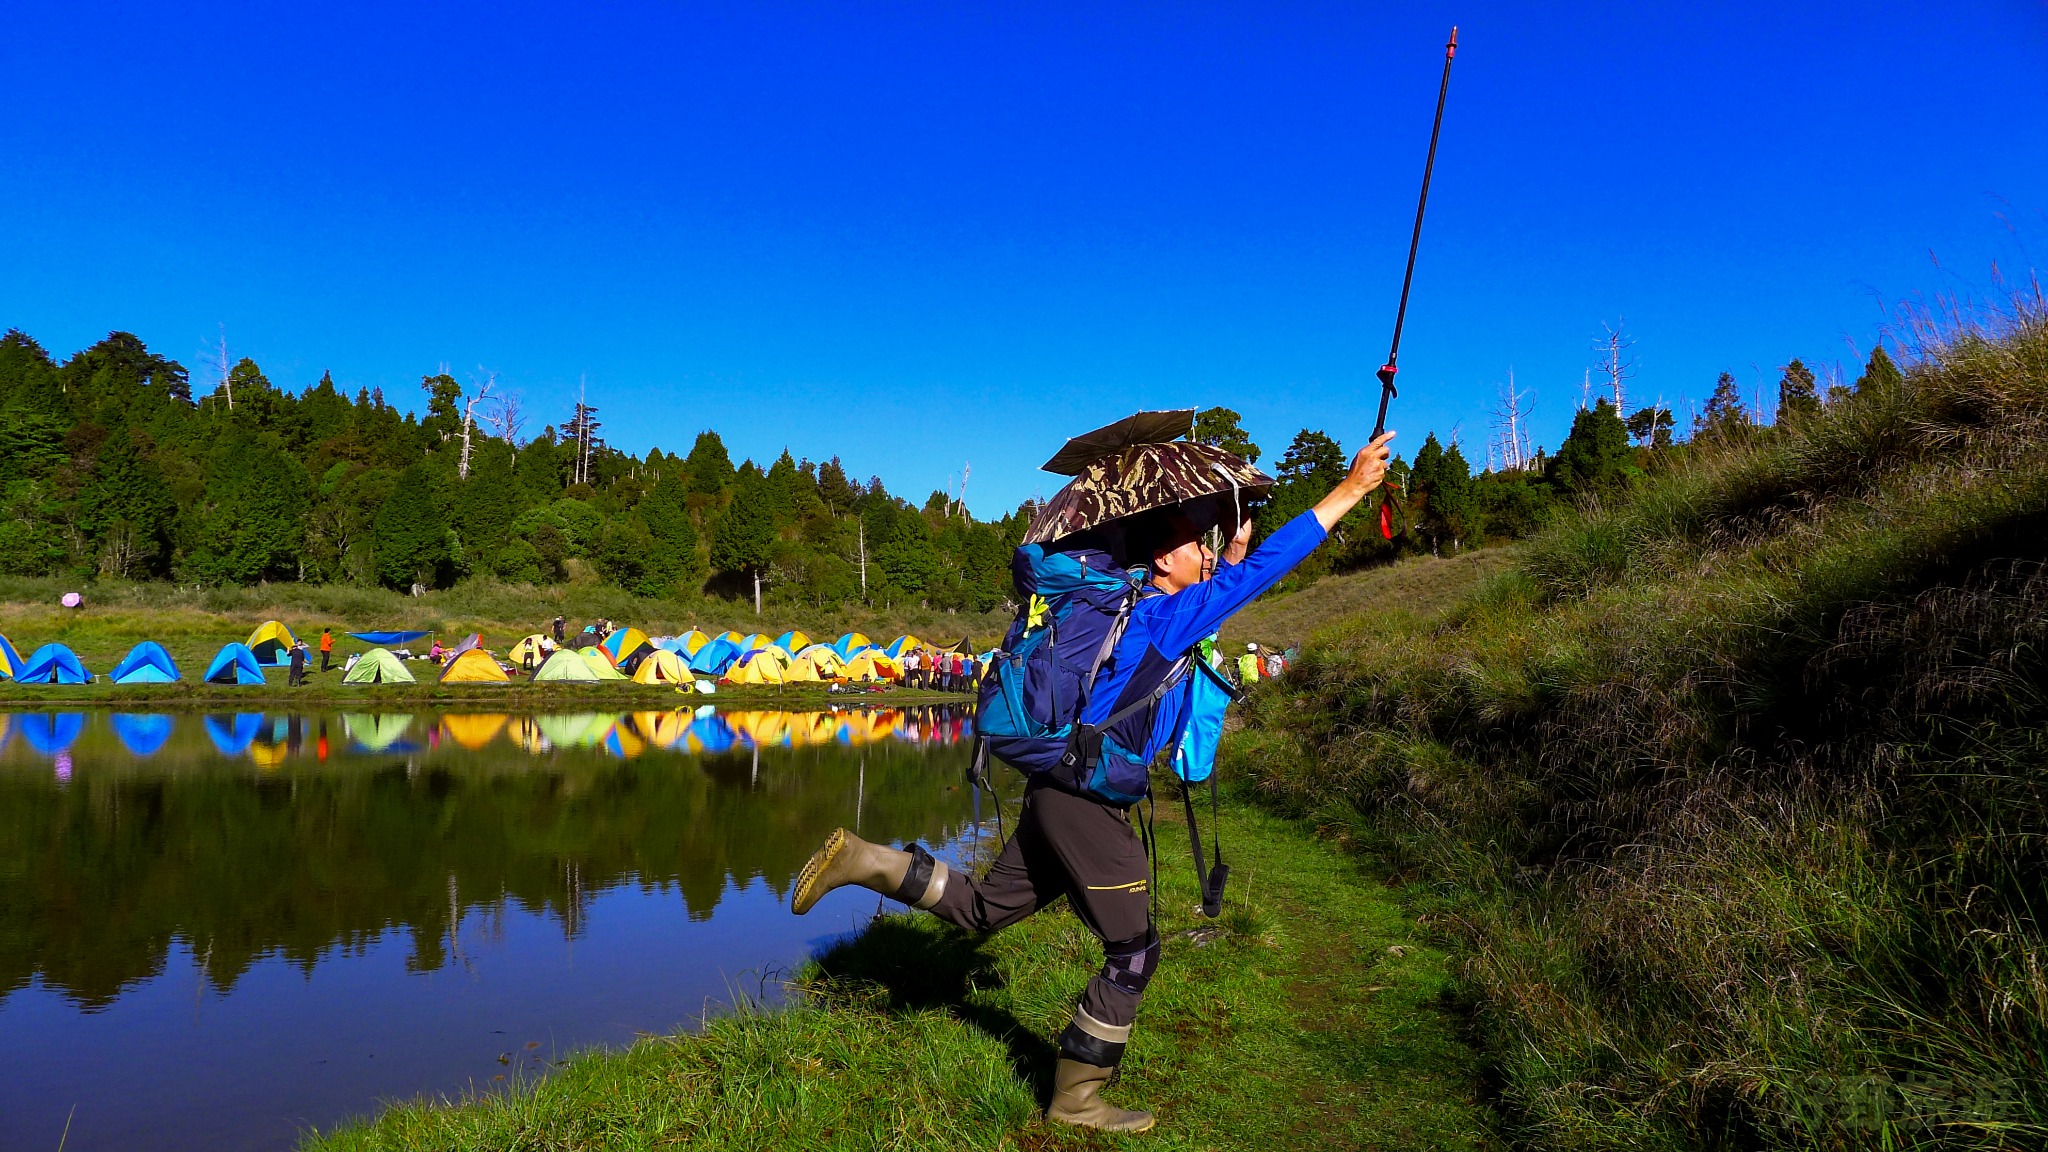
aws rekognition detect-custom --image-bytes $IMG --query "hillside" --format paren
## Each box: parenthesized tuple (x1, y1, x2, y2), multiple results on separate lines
(1226, 302, 2048, 1149)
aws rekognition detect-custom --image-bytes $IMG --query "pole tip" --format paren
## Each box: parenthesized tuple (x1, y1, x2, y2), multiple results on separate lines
(1447, 26, 1458, 56)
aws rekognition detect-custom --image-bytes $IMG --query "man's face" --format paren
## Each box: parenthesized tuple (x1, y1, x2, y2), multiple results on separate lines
(1149, 516, 1214, 593)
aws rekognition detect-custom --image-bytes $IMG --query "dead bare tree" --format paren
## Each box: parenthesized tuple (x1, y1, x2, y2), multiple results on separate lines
(458, 369, 495, 480)
(486, 390, 527, 464)
(1490, 370, 1534, 472)
(1595, 318, 1638, 411)
(199, 323, 234, 411)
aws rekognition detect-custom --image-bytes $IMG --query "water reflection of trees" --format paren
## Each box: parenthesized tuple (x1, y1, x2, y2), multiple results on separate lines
(0, 707, 976, 1009)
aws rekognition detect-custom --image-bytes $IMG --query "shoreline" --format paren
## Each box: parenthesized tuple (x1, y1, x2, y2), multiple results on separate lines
(0, 682, 977, 712)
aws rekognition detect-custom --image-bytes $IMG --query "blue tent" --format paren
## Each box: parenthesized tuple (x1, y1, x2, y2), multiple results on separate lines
(204, 643, 267, 685)
(686, 637, 743, 676)
(21, 712, 86, 755)
(111, 713, 175, 757)
(203, 713, 263, 757)
(687, 714, 735, 754)
(17, 644, 90, 684)
(109, 641, 181, 684)
(348, 630, 430, 645)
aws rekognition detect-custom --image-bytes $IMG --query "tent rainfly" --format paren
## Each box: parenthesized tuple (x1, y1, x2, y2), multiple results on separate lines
(109, 641, 181, 684)
(20, 712, 86, 754)
(773, 630, 812, 656)
(578, 647, 628, 680)
(830, 632, 874, 659)
(441, 713, 509, 750)
(508, 634, 550, 668)
(0, 633, 25, 680)
(245, 620, 300, 666)
(841, 650, 900, 683)
(672, 630, 711, 657)
(203, 713, 264, 756)
(686, 637, 743, 676)
(440, 648, 509, 683)
(601, 627, 654, 671)
(723, 647, 790, 686)
(532, 649, 601, 682)
(340, 647, 414, 685)
(631, 648, 690, 685)
(18, 643, 91, 684)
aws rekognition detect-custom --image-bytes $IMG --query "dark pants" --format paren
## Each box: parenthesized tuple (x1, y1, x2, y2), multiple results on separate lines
(289, 662, 305, 686)
(928, 781, 1154, 1031)
(320, 650, 330, 672)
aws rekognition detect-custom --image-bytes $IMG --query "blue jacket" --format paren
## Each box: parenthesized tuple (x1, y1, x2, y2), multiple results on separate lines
(1080, 510, 1327, 780)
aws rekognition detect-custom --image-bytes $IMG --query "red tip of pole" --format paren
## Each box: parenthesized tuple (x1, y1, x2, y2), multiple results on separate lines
(1447, 27, 1458, 57)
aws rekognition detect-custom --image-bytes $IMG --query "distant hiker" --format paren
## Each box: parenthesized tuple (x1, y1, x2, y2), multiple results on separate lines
(1237, 643, 1261, 686)
(430, 638, 444, 663)
(318, 628, 334, 672)
(288, 641, 308, 687)
(553, 614, 566, 644)
(792, 410, 1396, 1134)
(1264, 650, 1283, 679)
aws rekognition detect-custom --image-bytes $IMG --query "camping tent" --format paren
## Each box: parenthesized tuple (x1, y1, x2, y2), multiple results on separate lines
(792, 644, 846, 677)
(245, 620, 300, 666)
(631, 648, 690, 685)
(884, 635, 924, 658)
(737, 633, 770, 652)
(946, 637, 979, 654)
(0, 633, 26, 680)
(111, 712, 175, 757)
(340, 647, 414, 685)
(21, 712, 86, 754)
(532, 649, 601, 682)
(18, 643, 91, 684)
(773, 630, 812, 656)
(203, 713, 264, 756)
(441, 713, 509, 750)
(109, 641, 181, 684)
(578, 647, 628, 680)
(830, 632, 874, 659)
(629, 710, 688, 748)
(685, 713, 736, 754)
(687, 637, 743, 676)
(448, 633, 483, 657)
(348, 629, 430, 645)
(723, 647, 789, 686)
(508, 634, 550, 668)
(535, 713, 614, 749)
(716, 630, 747, 645)
(842, 650, 900, 683)
(204, 643, 267, 685)
(601, 627, 653, 671)
(440, 648, 510, 683)
(343, 713, 417, 752)
(671, 630, 711, 657)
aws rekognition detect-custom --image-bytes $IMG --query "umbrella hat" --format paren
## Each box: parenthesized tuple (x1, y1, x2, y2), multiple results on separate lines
(1024, 409, 1273, 548)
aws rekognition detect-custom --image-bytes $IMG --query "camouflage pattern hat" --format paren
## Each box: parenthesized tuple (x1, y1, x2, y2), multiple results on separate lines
(1023, 410, 1274, 547)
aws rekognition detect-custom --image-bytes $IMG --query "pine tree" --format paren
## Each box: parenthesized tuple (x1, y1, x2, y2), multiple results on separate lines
(1855, 344, 1904, 396)
(1192, 407, 1262, 464)
(685, 430, 735, 495)
(1776, 358, 1820, 425)
(1551, 399, 1635, 495)
(1695, 371, 1752, 445)
(710, 464, 776, 612)
(640, 469, 706, 595)
(374, 461, 450, 590)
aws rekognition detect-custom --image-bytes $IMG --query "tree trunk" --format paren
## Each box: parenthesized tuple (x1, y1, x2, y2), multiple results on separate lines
(753, 569, 761, 615)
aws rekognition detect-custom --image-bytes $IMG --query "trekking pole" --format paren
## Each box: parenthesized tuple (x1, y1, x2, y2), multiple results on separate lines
(1371, 26, 1459, 441)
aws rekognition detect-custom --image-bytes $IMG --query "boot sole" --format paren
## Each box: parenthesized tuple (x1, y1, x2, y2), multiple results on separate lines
(1047, 1110, 1155, 1134)
(791, 828, 848, 915)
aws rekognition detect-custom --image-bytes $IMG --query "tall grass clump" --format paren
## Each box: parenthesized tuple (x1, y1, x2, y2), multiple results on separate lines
(1227, 296, 2048, 1150)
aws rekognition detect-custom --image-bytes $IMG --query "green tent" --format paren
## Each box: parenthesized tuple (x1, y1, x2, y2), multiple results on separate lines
(533, 649, 601, 682)
(343, 713, 417, 752)
(578, 646, 628, 680)
(535, 713, 615, 749)
(342, 647, 416, 685)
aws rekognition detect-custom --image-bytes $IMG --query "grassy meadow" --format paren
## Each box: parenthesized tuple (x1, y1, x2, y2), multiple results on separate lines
(1226, 302, 2048, 1149)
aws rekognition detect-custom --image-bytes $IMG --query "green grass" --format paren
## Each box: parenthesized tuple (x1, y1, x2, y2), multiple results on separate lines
(1229, 301, 2048, 1149)
(300, 801, 1497, 1151)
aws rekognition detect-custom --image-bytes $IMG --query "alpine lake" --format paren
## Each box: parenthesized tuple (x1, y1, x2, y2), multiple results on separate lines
(0, 703, 999, 1152)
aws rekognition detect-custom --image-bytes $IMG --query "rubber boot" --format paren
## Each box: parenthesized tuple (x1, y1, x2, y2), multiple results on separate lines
(791, 828, 949, 915)
(1047, 1057, 1154, 1133)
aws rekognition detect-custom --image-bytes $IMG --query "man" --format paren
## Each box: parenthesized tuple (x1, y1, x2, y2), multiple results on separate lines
(1236, 643, 1261, 687)
(318, 628, 334, 673)
(553, 614, 566, 645)
(287, 640, 308, 687)
(790, 430, 1395, 1133)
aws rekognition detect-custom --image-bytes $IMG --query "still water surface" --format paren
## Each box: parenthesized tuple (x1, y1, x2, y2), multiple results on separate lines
(0, 705, 994, 1152)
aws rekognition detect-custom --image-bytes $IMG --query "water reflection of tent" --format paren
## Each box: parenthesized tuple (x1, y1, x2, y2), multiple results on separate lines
(507, 714, 549, 753)
(533, 649, 600, 682)
(245, 620, 299, 665)
(111, 712, 175, 756)
(342, 647, 414, 684)
(205, 643, 267, 685)
(109, 641, 181, 684)
(685, 713, 736, 754)
(604, 723, 646, 759)
(342, 713, 417, 753)
(203, 713, 265, 756)
(0, 633, 24, 680)
(535, 713, 616, 749)
(21, 712, 86, 754)
(441, 713, 508, 750)
(630, 710, 688, 748)
(19, 644, 91, 684)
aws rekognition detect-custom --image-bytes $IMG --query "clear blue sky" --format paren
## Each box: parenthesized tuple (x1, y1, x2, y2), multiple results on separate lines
(4, 2, 2043, 516)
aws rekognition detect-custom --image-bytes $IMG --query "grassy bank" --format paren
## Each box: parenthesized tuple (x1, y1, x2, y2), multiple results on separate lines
(302, 801, 1496, 1151)
(0, 679, 970, 711)
(1228, 303, 2048, 1148)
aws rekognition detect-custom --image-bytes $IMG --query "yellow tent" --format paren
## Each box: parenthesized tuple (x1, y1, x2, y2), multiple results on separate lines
(579, 647, 628, 680)
(673, 630, 710, 657)
(791, 645, 845, 680)
(738, 633, 770, 652)
(717, 630, 747, 645)
(441, 648, 510, 683)
(442, 713, 509, 750)
(631, 710, 688, 748)
(632, 648, 689, 685)
(783, 654, 825, 683)
(774, 630, 812, 655)
(245, 620, 300, 665)
(842, 650, 900, 683)
(724, 646, 790, 686)
(508, 634, 550, 667)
